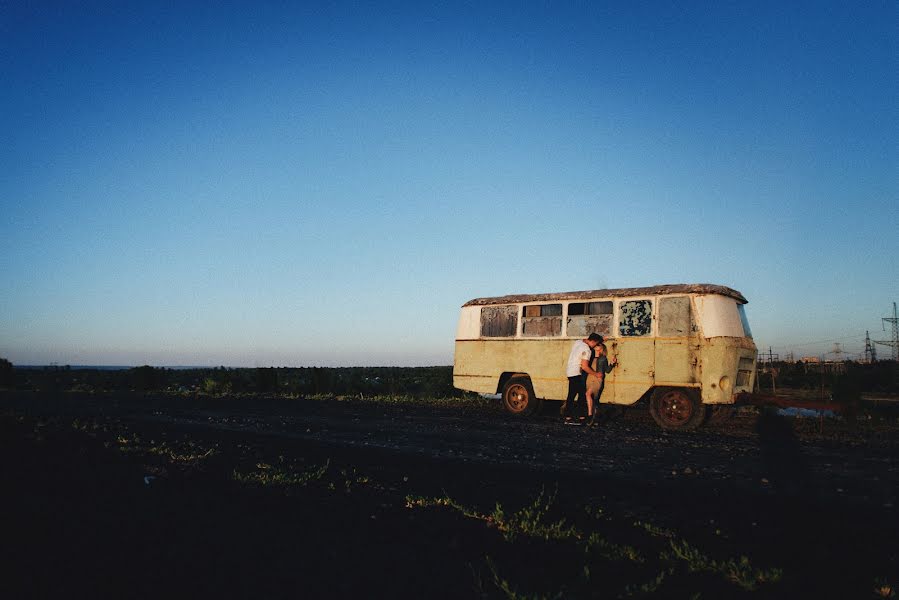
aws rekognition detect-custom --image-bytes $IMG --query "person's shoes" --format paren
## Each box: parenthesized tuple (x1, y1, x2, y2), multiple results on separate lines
(564, 417, 580, 426)
(586, 416, 599, 427)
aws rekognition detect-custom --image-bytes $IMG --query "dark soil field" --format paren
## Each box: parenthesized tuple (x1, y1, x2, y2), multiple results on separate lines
(2, 390, 897, 599)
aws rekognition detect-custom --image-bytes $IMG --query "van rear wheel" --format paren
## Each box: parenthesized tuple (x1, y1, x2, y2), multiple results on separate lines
(502, 375, 541, 416)
(649, 388, 704, 431)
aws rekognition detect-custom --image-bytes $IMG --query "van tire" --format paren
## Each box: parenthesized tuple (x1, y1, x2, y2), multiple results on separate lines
(502, 375, 541, 416)
(649, 388, 704, 431)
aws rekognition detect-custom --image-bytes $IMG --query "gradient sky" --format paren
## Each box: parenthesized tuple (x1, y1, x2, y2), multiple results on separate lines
(2, 1, 897, 367)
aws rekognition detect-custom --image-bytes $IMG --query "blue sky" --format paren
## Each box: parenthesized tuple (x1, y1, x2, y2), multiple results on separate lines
(2, 1, 897, 366)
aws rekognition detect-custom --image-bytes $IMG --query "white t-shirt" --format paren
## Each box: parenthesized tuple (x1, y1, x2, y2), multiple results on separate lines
(566, 340, 592, 377)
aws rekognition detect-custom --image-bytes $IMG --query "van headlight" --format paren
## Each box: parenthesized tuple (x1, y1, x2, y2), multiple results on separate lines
(719, 376, 732, 392)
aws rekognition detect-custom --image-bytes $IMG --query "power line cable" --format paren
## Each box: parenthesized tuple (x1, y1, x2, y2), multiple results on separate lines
(762, 334, 865, 350)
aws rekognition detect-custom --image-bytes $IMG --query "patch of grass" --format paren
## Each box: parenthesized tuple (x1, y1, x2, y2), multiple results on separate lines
(232, 459, 330, 487)
(621, 568, 673, 596)
(585, 531, 644, 563)
(488, 489, 577, 543)
(634, 520, 676, 538)
(485, 556, 564, 600)
(110, 430, 217, 465)
(407, 488, 577, 543)
(409, 490, 784, 597)
(664, 538, 783, 591)
(147, 440, 218, 464)
(339, 467, 370, 492)
(329, 392, 498, 410)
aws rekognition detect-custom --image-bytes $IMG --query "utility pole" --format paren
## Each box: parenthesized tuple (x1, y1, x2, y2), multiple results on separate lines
(874, 302, 899, 361)
(758, 346, 779, 364)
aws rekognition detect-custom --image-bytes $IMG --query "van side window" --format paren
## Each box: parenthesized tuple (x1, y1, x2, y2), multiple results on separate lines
(659, 296, 692, 336)
(522, 304, 563, 337)
(480, 305, 517, 337)
(567, 301, 613, 338)
(619, 300, 652, 336)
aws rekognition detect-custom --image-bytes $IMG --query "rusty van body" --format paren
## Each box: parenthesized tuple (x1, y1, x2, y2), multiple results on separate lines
(453, 284, 757, 430)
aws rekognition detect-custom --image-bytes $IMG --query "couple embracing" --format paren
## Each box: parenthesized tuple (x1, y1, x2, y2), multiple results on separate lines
(563, 332, 617, 426)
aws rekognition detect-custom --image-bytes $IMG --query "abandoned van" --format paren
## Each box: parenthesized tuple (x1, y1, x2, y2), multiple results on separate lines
(453, 284, 757, 430)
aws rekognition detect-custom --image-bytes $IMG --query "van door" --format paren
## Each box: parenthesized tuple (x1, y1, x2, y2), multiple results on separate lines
(654, 296, 697, 385)
(608, 298, 654, 404)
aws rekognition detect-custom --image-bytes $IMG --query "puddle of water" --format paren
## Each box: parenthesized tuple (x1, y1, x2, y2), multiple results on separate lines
(777, 407, 837, 418)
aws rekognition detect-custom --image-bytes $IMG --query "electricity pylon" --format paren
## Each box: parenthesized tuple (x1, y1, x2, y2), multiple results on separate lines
(875, 302, 899, 361)
(864, 331, 877, 363)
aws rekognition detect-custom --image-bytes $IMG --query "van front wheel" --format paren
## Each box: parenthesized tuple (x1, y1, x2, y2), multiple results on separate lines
(649, 388, 704, 431)
(502, 376, 541, 416)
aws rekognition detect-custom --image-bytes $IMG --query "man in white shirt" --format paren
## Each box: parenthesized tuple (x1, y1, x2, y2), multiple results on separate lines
(563, 333, 605, 424)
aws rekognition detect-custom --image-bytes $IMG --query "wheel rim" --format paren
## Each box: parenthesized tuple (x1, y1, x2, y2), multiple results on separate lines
(657, 390, 694, 427)
(505, 384, 530, 413)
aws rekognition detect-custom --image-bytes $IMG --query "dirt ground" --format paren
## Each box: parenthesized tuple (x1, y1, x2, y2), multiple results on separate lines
(2, 390, 897, 599)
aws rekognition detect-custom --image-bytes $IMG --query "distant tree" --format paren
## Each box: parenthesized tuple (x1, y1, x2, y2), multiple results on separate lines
(130, 365, 160, 391)
(254, 368, 278, 393)
(0, 357, 13, 388)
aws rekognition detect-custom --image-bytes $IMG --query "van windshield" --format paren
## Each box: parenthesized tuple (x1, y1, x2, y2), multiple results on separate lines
(738, 304, 752, 338)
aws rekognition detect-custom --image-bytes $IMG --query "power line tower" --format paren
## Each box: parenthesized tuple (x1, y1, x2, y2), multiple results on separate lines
(863, 331, 877, 363)
(875, 302, 899, 361)
(829, 342, 845, 362)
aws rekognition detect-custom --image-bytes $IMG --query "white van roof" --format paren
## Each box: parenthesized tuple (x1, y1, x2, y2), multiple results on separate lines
(463, 283, 747, 307)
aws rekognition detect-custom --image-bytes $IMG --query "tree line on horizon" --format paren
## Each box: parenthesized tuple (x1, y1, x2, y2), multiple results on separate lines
(1, 358, 896, 396)
(1, 361, 458, 397)
(756, 359, 897, 395)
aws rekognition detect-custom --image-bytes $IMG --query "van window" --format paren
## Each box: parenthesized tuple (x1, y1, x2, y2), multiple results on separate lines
(659, 296, 692, 336)
(619, 299, 652, 336)
(522, 304, 563, 337)
(480, 305, 517, 337)
(567, 301, 613, 338)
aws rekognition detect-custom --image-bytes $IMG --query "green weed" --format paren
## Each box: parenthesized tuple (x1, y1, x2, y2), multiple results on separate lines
(340, 467, 370, 492)
(407, 489, 576, 543)
(585, 531, 644, 563)
(148, 440, 218, 464)
(485, 557, 563, 600)
(232, 459, 330, 487)
(664, 538, 783, 591)
(489, 489, 577, 543)
(621, 568, 673, 596)
(634, 520, 675, 538)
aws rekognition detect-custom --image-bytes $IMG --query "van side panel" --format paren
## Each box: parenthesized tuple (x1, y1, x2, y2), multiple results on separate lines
(655, 338, 699, 385)
(453, 339, 570, 399)
(603, 338, 653, 404)
(699, 337, 757, 404)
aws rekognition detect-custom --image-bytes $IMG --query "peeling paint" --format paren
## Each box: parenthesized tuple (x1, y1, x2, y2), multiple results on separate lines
(619, 300, 652, 337)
